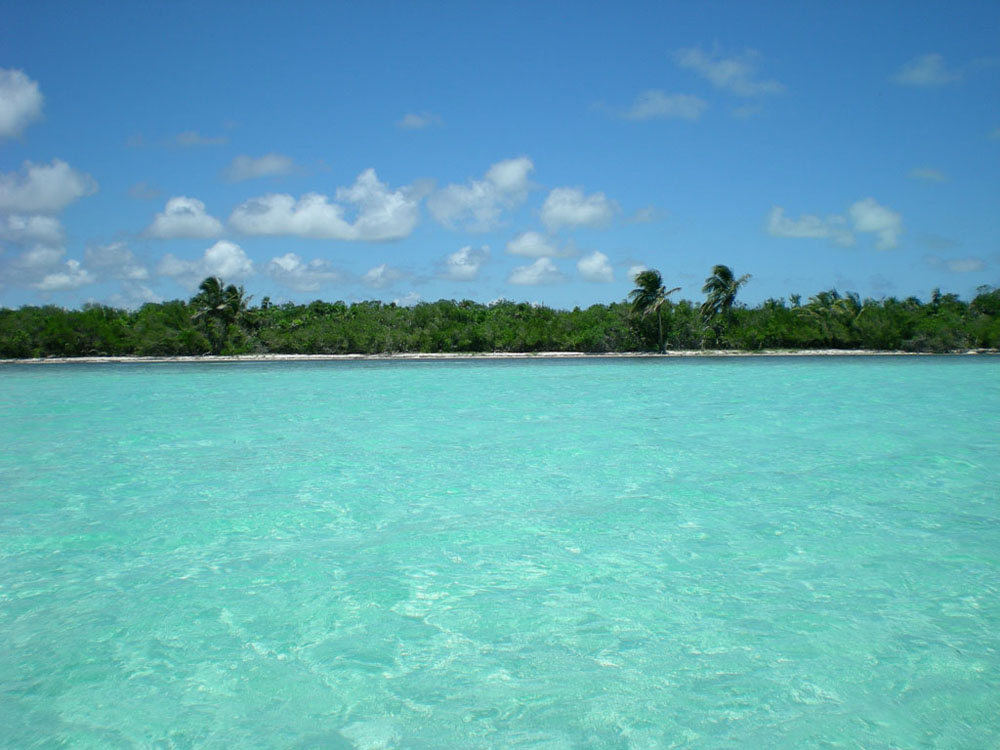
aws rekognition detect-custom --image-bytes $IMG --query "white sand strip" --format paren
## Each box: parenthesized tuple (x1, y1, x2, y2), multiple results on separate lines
(3, 349, 996, 364)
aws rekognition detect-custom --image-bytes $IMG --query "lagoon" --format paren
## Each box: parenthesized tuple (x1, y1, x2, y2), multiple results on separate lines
(2, 357, 998, 748)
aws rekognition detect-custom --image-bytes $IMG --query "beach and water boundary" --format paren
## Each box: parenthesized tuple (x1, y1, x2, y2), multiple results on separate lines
(3, 348, 998, 364)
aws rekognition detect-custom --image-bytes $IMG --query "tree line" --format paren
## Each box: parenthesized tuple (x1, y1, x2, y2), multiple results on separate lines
(1, 267, 998, 358)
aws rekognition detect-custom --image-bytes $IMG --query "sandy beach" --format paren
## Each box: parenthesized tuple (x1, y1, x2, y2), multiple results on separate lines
(3, 349, 996, 364)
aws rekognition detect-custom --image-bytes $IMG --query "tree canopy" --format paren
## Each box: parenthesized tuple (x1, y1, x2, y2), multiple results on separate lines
(1, 273, 998, 358)
(629, 270, 681, 352)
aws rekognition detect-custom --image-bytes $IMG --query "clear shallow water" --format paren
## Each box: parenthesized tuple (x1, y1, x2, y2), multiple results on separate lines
(1, 357, 998, 749)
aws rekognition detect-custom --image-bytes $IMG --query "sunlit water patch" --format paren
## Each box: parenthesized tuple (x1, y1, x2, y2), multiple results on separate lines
(1, 357, 998, 748)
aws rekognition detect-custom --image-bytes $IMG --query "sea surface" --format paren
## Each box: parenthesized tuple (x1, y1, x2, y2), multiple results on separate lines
(1, 357, 998, 749)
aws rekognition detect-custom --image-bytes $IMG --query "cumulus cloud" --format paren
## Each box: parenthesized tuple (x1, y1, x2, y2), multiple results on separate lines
(146, 196, 224, 239)
(577, 251, 614, 282)
(849, 198, 903, 250)
(541, 187, 617, 231)
(174, 130, 228, 147)
(0, 68, 44, 138)
(230, 169, 419, 241)
(267, 253, 342, 292)
(442, 245, 490, 281)
(362, 263, 406, 289)
(427, 157, 534, 232)
(84, 241, 149, 281)
(0, 159, 97, 214)
(767, 199, 903, 250)
(893, 53, 960, 87)
(31, 259, 95, 291)
(397, 112, 442, 129)
(0, 214, 63, 246)
(158, 240, 254, 288)
(675, 46, 785, 96)
(507, 257, 565, 285)
(907, 167, 948, 182)
(222, 153, 296, 182)
(622, 90, 707, 120)
(766, 206, 854, 246)
(12, 244, 65, 274)
(109, 282, 162, 309)
(505, 230, 574, 258)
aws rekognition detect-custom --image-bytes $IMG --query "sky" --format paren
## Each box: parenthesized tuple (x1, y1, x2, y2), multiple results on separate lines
(1, 1, 998, 311)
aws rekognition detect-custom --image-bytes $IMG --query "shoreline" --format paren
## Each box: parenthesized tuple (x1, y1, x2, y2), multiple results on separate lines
(2, 349, 997, 364)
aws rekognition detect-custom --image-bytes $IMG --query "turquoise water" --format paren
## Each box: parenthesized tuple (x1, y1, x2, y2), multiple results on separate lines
(1, 357, 998, 749)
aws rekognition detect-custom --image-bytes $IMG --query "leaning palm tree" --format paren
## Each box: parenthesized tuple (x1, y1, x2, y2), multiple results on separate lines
(191, 277, 251, 353)
(629, 269, 680, 352)
(700, 264, 752, 326)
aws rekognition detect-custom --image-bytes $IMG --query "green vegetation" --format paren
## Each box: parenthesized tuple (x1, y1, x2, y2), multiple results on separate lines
(700, 264, 752, 347)
(628, 269, 681, 353)
(2, 270, 999, 358)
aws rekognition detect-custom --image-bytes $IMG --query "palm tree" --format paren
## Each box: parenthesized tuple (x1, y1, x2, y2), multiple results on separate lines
(191, 277, 250, 353)
(700, 264, 752, 325)
(629, 269, 680, 352)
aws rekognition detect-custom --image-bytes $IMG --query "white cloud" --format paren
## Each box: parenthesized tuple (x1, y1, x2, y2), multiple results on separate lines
(768, 199, 903, 250)
(394, 291, 421, 306)
(0, 214, 63, 246)
(335, 169, 421, 240)
(627, 264, 648, 281)
(362, 263, 405, 289)
(505, 230, 574, 258)
(31, 259, 95, 291)
(13, 244, 65, 273)
(267, 253, 341, 292)
(146, 196, 224, 239)
(109, 282, 162, 309)
(3, 243, 71, 290)
(507, 257, 565, 285)
(907, 167, 948, 182)
(427, 156, 534, 232)
(577, 251, 614, 282)
(231, 193, 344, 238)
(622, 90, 707, 120)
(0, 68, 44, 138)
(174, 130, 228, 147)
(158, 240, 254, 288)
(848, 198, 903, 250)
(230, 169, 419, 241)
(766, 206, 854, 246)
(442, 245, 490, 281)
(223, 153, 296, 182)
(84, 241, 149, 280)
(893, 53, 959, 87)
(0, 159, 97, 213)
(541, 187, 617, 231)
(397, 112, 442, 129)
(675, 46, 785, 96)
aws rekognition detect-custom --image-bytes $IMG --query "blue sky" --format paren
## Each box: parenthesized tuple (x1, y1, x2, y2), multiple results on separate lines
(1, 1, 997, 310)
